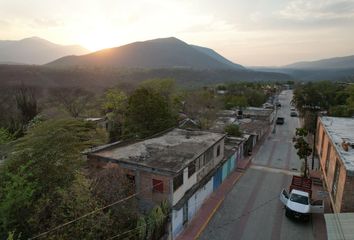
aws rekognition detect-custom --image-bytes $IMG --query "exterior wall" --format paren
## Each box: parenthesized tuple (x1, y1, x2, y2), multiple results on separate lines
(87, 155, 172, 211)
(172, 177, 214, 239)
(172, 138, 225, 205)
(316, 119, 351, 213)
(341, 176, 354, 212)
(172, 168, 191, 205)
(222, 161, 228, 181)
(139, 171, 171, 210)
(188, 178, 213, 222)
(172, 207, 184, 238)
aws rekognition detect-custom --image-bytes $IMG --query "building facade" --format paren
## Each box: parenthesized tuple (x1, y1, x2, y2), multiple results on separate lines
(87, 128, 243, 239)
(316, 117, 354, 213)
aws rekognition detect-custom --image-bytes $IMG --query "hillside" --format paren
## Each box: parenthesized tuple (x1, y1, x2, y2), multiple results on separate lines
(284, 55, 354, 69)
(46, 37, 245, 70)
(0, 37, 89, 65)
(0, 65, 292, 90)
(190, 45, 245, 70)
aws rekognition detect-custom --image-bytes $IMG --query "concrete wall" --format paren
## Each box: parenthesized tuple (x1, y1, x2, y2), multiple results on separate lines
(316, 120, 352, 213)
(172, 138, 225, 205)
(172, 207, 184, 238)
(188, 178, 213, 221)
(172, 167, 191, 205)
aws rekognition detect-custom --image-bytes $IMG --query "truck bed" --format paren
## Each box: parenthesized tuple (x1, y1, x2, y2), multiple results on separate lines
(289, 176, 312, 198)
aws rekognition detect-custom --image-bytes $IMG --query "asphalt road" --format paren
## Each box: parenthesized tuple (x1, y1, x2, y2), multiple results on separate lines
(200, 90, 320, 240)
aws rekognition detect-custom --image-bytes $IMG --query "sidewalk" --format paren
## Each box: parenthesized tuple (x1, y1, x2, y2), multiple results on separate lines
(176, 127, 269, 240)
(176, 161, 249, 240)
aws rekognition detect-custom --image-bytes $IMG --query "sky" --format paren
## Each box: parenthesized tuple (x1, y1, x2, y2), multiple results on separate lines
(1, 0, 354, 66)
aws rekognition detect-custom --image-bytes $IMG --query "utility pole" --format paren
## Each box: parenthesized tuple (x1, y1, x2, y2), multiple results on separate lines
(311, 109, 320, 170)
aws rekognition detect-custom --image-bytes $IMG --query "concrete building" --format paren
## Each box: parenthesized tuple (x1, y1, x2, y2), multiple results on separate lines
(87, 128, 244, 239)
(316, 116, 354, 213)
(242, 107, 275, 124)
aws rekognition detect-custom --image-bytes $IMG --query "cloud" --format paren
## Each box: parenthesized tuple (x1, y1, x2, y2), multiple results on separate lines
(279, 0, 354, 21)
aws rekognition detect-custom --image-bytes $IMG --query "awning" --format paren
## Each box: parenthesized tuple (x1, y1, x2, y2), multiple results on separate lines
(325, 213, 354, 240)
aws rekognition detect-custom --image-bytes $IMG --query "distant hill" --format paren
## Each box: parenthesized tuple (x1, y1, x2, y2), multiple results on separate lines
(0, 37, 89, 65)
(249, 54, 354, 81)
(284, 55, 354, 69)
(46, 37, 245, 70)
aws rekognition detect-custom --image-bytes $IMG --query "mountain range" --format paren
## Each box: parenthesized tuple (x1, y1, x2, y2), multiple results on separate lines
(1, 36, 353, 83)
(250, 54, 354, 81)
(283, 55, 354, 69)
(46, 37, 245, 70)
(0, 37, 89, 65)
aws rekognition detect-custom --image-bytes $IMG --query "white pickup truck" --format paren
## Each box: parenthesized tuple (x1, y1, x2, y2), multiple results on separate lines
(279, 176, 324, 221)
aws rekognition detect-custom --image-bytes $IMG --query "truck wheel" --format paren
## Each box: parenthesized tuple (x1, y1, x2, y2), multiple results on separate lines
(285, 209, 290, 218)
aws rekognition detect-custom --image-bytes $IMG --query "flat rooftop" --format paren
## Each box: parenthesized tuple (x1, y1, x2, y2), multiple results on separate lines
(325, 213, 354, 240)
(243, 107, 274, 116)
(320, 117, 354, 174)
(90, 128, 225, 174)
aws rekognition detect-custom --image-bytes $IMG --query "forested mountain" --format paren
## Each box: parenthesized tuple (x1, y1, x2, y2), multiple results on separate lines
(46, 37, 245, 70)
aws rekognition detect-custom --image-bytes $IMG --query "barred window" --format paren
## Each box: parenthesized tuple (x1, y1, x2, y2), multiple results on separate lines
(173, 172, 184, 191)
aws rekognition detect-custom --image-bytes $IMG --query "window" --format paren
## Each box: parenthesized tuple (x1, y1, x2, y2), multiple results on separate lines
(152, 179, 163, 193)
(204, 147, 213, 164)
(325, 146, 331, 174)
(188, 160, 196, 177)
(196, 155, 202, 170)
(173, 172, 184, 191)
(332, 160, 340, 201)
(216, 145, 221, 157)
(320, 132, 325, 157)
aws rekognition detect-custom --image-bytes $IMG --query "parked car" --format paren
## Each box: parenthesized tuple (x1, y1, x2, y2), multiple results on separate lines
(276, 117, 285, 124)
(276, 102, 281, 107)
(290, 111, 298, 117)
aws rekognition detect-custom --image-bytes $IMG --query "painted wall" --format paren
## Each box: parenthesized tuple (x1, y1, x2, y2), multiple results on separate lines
(172, 138, 225, 205)
(222, 160, 228, 181)
(316, 119, 352, 213)
(230, 153, 236, 171)
(188, 178, 213, 221)
(172, 207, 184, 238)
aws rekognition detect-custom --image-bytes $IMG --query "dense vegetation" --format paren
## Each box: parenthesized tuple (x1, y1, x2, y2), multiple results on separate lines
(292, 81, 354, 132)
(0, 77, 281, 239)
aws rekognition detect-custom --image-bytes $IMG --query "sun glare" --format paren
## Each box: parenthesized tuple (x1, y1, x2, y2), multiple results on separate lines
(77, 29, 121, 52)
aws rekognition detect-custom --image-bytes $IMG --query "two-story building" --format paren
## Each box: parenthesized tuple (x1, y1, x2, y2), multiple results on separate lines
(316, 116, 354, 213)
(87, 128, 228, 239)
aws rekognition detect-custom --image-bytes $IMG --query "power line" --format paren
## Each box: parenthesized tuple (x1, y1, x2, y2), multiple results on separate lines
(29, 181, 164, 240)
(107, 193, 223, 240)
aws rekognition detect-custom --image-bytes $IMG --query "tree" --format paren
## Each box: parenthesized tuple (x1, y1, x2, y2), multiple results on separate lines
(14, 85, 39, 127)
(124, 87, 177, 138)
(91, 166, 137, 233)
(0, 119, 107, 239)
(102, 88, 128, 141)
(139, 78, 176, 100)
(0, 128, 13, 144)
(50, 87, 93, 118)
(224, 95, 248, 110)
(102, 88, 127, 113)
(224, 124, 242, 137)
(184, 89, 222, 129)
(293, 128, 312, 178)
